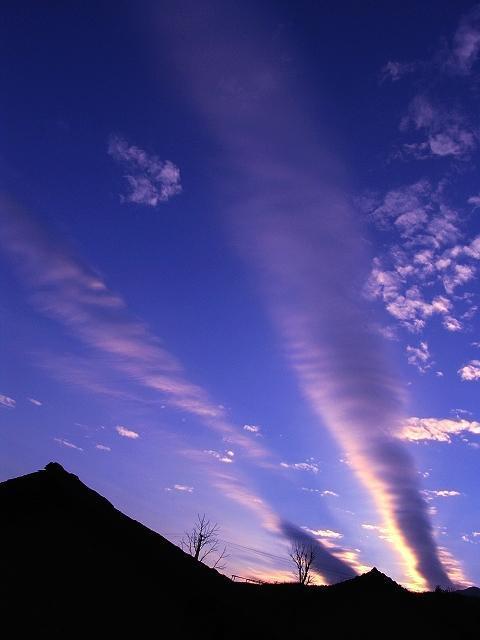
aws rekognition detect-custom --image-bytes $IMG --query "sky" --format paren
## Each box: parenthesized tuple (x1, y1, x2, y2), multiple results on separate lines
(1, 1, 480, 590)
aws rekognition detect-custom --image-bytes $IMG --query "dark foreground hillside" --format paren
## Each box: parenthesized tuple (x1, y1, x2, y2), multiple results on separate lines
(1, 463, 479, 638)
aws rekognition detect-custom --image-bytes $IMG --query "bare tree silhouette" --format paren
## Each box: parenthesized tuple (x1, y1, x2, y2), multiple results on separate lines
(182, 513, 229, 570)
(289, 541, 315, 585)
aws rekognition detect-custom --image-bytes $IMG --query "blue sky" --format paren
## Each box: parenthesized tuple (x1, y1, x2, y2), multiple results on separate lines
(1, 1, 480, 589)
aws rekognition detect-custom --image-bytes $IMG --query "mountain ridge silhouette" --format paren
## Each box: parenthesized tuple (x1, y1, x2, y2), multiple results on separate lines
(1, 462, 478, 638)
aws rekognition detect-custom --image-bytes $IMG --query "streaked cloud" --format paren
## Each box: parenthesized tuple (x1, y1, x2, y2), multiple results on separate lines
(165, 484, 194, 493)
(0, 199, 267, 460)
(281, 522, 357, 583)
(54, 437, 83, 452)
(108, 135, 181, 206)
(303, 527, 343, 539)
(27, 397, 42, 406)
(301, 487, 338, 497)
(280, 460, 319, 474)
(437, 547, 471, 588)
(0, 394, 16, 408)
(115, 425, 140, 439)
(95, 444, 111, 451)
(169, 21, 453, 587)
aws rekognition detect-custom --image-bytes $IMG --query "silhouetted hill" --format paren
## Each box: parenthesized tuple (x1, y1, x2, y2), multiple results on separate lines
(1, 463, 479, 639)
(456, 586, 480, 598)
(328, 565, 406, 595)
(0, 462, 227, 635)
(1, 461, 226, 585)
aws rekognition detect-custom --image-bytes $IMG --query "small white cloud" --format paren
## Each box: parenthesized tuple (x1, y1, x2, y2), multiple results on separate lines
(423, 489, 461, 499)
(27, 397, 43, 406)
(468, 194, 480, 209)
(452, 408, 473, 418)
(301, 487, 338, 497)
(406, 342, 432, 373)
(174, 484, 193, 492)
(443, 315, 462, 332)
(375, 325, 399, 341)
(281, 461, 319, 474)
(399, 416, 480, 442)
(108, 135, 182, 207)
(0, 394, 16, 408)
(361, 524, 389, 538)
(303, 526, 343, 539)
(204, 449, 234, 463)
(54, 438, 83, 452)
(400, 96, 477, 160)
(243, 424, 261, 434)
(443, 263, 475, 294)
(95, 444, 111, 451)
(458, 360, 480, 381)
(380, 60, 416, 82)
(115, 425, 140, 439)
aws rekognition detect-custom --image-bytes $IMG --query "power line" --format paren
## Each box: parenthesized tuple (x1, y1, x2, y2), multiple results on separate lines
(157, 530, 355, 581)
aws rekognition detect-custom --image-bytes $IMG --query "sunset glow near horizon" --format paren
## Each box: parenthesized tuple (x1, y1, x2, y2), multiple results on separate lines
(1, 1, 480, 590)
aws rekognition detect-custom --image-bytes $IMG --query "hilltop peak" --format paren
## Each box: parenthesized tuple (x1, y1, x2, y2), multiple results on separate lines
(329, 565, 405, 595)
(45, 461, 68, 474)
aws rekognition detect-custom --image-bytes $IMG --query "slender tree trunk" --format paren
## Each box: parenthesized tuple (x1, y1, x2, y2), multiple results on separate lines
(194, 534, 203, 560)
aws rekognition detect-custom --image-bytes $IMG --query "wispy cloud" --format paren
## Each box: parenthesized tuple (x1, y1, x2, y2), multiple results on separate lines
(0, 198, 266, 460)
(115, 425, 140, 439)
(159, 8, 453, 588)
(0, 394, 16, 408)
(165, 484, 194, 493)
(449, 5, 480, 74)
(204, 449, 234, 463)
(406, 342, 432, 373)
(95, 444, 111, 451)
(281, 522, 357, 583)
(54, 437, 83, 452)
(399, 416, 480, 442)
(0, 196, 327, 583)
(380, 61, 417, 83)
(27, 397, 42, 406)
(280, 460, 319, 474)
(108, 135, 182, 206)
(302, 488, 338, 497)
(399, 96, 477, 160)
